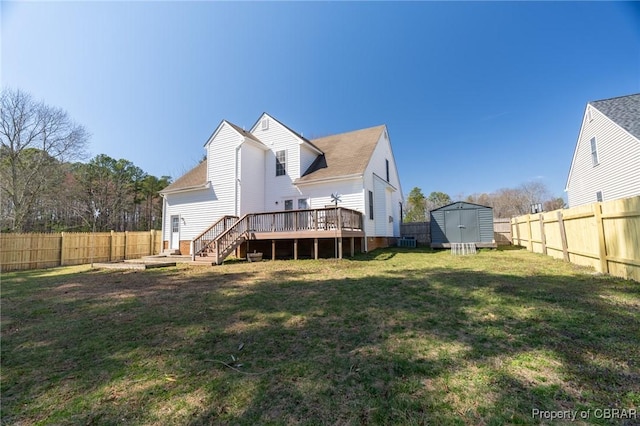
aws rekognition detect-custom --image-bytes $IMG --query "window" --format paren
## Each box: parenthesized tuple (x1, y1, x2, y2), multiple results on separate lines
(385, 159, 390, 182)
(298, 199, 309, 210)
(368, 190, 374, 220)
(596, 191, 603, 202)
(276, 150, 286, 176)
(284, 199, 293, 210)
(171, 216, 179, 233)
(587, 108, 593, 122)
(590, 137, 599, 166)
(261, 118, 269, 130)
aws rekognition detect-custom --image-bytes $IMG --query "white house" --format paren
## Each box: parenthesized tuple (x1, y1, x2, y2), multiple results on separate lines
(565, 93, 640, 207)
(160, 113, 403, 262)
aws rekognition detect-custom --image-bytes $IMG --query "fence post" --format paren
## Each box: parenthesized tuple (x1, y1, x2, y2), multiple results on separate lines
(110, 230, 115, 261)
(539, 213, 547, 255)
(526, 214, 532, 251)
(593, 203, 609, 274)
(150, 230, 154, 256)
(124, 231, 128, 260)
(557, 210, 569, 262)
(60, 232, 65, 266)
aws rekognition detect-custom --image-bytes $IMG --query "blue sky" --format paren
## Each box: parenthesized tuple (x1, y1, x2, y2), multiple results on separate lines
(2, 1, 639, 200)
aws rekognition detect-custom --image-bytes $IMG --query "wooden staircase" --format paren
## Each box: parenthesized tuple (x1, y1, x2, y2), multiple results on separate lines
(191, 215, 238, 263)
(192, 214, 251, 265)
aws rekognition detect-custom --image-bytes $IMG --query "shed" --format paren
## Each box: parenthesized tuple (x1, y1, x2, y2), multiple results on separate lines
(430, 202, 496, 248)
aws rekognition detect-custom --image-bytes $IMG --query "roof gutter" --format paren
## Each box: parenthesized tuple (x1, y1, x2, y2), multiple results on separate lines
(294, 173, 363, 186)
(159, 181, 211, 196)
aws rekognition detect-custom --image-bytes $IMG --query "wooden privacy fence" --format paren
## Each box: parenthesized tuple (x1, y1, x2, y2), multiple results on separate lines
(401, 219, 512, 246)
(1, 230, 162, 272)
(511, 196, 640, 282)
(400, 222, 430, 245)
(493, 218, 513, 245)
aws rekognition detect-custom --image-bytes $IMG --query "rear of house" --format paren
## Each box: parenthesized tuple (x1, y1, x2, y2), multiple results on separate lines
(159, 113, 403, 260)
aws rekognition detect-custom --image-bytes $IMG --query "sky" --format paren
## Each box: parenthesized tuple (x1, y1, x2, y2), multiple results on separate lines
(2, 1, 639, 201)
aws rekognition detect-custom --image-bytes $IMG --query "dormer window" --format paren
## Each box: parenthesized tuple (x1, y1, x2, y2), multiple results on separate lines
(261, 118, 269, 130)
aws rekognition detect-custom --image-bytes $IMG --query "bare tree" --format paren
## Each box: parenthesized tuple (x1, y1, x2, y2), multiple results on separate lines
(0, 88, 88, 231)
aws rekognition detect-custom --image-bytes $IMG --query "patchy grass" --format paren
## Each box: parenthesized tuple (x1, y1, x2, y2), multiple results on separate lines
(2, 248, 639, 425)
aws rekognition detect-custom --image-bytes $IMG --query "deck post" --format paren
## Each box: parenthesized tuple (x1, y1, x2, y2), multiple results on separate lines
(314, 238, 318, 260)
(350, 237, 354, 257)
(272, 240, 276, 261)
(338, 237, 343, 259)
(294, 239, 298, 260)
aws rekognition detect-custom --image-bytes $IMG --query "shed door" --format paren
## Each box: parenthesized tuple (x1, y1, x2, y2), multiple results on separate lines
(444, 209, 480, 243)
(459, 209, 480, 243)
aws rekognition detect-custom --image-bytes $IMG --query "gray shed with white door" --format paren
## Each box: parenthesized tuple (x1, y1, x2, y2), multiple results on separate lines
(430, 202, 495, 248)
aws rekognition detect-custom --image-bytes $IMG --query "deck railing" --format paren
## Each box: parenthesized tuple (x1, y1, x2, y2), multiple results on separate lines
(246, 207, 363, 233)
(208, 207, 364, 264)
(191, 215, 238, 260)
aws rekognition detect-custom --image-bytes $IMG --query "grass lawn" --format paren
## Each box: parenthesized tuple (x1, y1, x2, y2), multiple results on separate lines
(2, 247, 639, 425)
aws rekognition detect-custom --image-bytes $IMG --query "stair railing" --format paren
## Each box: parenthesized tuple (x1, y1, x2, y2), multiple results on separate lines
(191, 215, 238, 260)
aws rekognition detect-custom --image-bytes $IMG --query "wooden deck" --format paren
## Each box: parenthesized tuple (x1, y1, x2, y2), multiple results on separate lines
(192, 207, 365, 263)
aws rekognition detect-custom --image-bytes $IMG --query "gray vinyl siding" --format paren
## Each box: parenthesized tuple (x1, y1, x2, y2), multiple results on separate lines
(567, 106, 640, 207)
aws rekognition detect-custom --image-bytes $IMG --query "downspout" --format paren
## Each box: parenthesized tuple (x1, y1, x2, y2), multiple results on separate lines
(235, 142, 242, 216)
(161, 194, 167, 254)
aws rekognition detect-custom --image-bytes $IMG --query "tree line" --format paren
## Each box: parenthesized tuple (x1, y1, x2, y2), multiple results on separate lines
(1, 88, 171, 233)
(404, 182, 566, 222)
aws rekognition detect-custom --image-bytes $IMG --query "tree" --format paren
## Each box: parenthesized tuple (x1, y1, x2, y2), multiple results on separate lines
(544, 197, 566, 211)
(404, 187, 427, 222)
(426, 191, 452, 211)
(0, 88, 88, 232)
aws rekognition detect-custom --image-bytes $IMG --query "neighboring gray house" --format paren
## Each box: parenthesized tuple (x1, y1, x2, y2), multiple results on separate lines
(565, 93, 640, 207)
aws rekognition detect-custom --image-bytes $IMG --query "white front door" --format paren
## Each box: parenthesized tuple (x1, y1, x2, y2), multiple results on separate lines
(170, 215, 180, 250)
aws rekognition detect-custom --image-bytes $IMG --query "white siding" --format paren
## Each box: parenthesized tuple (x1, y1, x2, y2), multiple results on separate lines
(162, 188, 218, 242)
(567, 106, 640, 207)
(298, 178, 365, 212)
(251, 115, 307, 209)
(239, 143, 266, 215)
(373, 177, 388, 235)
(300, 144, 319, 177)
(205, 122, 243, 217)
(363, 130, 404, 237)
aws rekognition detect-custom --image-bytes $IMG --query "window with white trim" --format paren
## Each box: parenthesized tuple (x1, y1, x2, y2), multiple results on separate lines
(368, 190, 374, 220)
(590, 137, 599, 166)
(596, 191, 603, 202)
(276, 150, 286, 176)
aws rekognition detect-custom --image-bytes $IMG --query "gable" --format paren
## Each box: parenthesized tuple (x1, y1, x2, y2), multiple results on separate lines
(249, 113, 323, 154)
(590, 93, 640, 140)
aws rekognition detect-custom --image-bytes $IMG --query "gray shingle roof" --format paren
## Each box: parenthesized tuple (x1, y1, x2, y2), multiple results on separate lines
(224, 120, 265, 145)
(590, 93, 640, 140)
(160, 160, 207, 193)
(164, 121, 387, 193)
(296, 125, 386, 183)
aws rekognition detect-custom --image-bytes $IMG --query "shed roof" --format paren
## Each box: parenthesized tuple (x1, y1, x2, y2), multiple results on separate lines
(590, 93, 640, 140)
(430, 201, 492, 212)
(296, 125, 386, 183)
